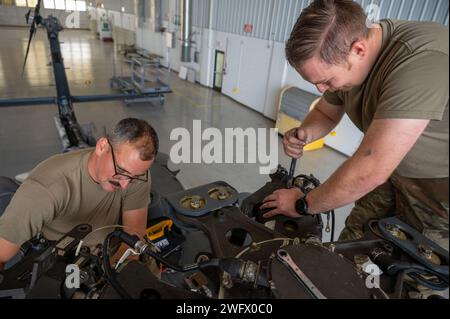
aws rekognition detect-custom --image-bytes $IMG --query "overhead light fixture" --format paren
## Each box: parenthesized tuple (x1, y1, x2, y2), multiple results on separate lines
(121, 6, 125, 12)
(101, 4, 104, 8)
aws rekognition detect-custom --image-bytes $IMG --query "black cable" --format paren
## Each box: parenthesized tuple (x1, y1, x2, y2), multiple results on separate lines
(102, 230, 199, 299)
(373, 253, 449, 290)
(108, 230, 203, 272)
(295, 174, 335, 242)
(102, 231, 132, 299)
(407, 270, 449, 291)
(330, 210, 335, 242)
(102, 230, 268, 299)
(115, 230, 256, 276)
(142, 246, 195, 272)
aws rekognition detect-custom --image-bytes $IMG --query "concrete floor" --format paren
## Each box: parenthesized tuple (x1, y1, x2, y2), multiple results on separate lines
(0, 27, 353, 242)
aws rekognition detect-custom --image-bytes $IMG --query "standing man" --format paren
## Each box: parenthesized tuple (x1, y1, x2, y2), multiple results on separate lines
(261, 0, 449, 250)
(0, 118, 158, 269)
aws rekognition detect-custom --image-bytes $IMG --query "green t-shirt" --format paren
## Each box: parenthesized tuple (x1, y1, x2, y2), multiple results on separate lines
(324, 19, 449, 178)
(0, 149, 151, 247)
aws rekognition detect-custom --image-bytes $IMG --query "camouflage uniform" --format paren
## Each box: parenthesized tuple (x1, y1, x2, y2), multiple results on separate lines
(339, 173, 449, 252)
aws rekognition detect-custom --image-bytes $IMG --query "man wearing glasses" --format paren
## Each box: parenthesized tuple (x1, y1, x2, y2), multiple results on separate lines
(0, 118, 158, 270)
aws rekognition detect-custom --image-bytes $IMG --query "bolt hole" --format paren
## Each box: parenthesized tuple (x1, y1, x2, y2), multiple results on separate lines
(140, 289, 161, 300)
(225, 228, 252, 247)
(77, 225, 89, 232)
(283, 220, 298, 232)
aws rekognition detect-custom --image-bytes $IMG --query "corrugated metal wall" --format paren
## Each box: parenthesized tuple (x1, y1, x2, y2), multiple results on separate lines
(209, 0, 448, 41)
(192, 0, 210, 28)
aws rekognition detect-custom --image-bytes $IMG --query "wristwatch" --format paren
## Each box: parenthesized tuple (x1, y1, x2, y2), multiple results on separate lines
(295, 194, 310, 216)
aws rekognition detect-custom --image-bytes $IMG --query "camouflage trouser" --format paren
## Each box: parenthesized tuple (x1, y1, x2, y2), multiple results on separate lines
(339, 173, 449, 252)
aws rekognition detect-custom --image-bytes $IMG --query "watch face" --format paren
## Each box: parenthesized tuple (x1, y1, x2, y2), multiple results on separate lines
(296, 198, 307, 215)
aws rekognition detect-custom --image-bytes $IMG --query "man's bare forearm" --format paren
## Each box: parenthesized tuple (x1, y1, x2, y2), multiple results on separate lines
(300, 109, 338, 142)
(300, 99, 344, 142)
(306, 118, 430, 215)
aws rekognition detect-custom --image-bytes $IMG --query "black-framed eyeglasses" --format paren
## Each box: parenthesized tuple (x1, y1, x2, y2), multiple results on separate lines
(107, 139, 149, 183)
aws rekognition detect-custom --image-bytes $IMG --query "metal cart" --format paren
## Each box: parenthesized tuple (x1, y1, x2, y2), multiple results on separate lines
(110, 49, 171, 106)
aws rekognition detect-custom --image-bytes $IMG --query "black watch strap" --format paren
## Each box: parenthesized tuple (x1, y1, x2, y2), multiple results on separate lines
(295, 194, 310, 216)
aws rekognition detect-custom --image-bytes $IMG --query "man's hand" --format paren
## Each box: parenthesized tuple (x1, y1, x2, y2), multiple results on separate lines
(260, 188, 305, 218)
(111, 207, 148, 266)
(112, 242, 140, 267)
(0, 237, 20, 271)
(283, 128, 310, 159)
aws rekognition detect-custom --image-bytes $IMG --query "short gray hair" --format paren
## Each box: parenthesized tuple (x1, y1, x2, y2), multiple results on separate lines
(108, 118, 159, 161)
